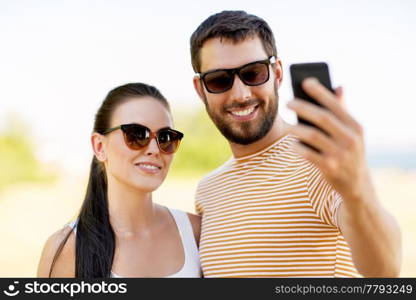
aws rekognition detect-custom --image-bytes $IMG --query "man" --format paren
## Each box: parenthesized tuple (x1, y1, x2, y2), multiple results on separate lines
(190, 10, 401, 277)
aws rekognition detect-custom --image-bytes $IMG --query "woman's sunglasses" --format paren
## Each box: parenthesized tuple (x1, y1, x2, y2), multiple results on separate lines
(103, 123, 184, 154)
(196, 56, 276, 94)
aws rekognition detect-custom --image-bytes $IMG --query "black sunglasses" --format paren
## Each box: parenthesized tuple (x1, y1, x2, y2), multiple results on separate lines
(103, 123, 184, 154)
(197, 56, 276, 94)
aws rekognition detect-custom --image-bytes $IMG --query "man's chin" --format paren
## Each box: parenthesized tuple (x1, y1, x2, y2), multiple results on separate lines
(208, 104, 276, 145)
(222, 129, 264, 145)
(223, 113, 276, 145)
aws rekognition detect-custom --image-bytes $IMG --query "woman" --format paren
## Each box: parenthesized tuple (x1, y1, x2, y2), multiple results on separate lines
(37, 83, 201, 278)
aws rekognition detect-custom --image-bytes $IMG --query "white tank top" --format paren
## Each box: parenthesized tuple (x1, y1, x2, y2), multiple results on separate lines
(67, 207, 201, 278)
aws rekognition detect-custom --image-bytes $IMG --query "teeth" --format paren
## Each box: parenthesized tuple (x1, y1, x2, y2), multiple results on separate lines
(231, 106, 255, 116)
(138, 163, 159, 170)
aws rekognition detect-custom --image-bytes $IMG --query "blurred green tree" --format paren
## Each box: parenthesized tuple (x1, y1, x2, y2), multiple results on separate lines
(169, 108, 232, 178)
(0, 114, 55, 190)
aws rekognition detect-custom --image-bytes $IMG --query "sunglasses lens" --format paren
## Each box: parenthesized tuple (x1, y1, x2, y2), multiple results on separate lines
(203, 70, 233, 93)
(157, 130, 182, 154)
(240, 62, 269, 86)
(123, 125, 150, 150)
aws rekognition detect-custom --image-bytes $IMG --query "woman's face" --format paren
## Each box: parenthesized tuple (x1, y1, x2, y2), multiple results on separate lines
(100, 97, 175, 193)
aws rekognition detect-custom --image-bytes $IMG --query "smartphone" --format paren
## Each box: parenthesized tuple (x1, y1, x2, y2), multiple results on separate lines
(289, 62, 334, 151)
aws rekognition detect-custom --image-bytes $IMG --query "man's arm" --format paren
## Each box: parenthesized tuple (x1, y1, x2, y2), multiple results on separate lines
(287, 78, 402, 277)
(337, 192, 401, 277)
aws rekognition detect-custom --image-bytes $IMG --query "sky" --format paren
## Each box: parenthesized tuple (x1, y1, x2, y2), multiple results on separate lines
(0, 0, 415, 171)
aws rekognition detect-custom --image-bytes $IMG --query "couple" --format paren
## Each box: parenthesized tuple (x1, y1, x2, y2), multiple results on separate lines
(37, 11, 401, 278)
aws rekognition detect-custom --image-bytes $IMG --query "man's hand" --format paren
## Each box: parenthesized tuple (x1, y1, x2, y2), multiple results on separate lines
(287, 77, 401, 277)
(287, 77, 371, 205)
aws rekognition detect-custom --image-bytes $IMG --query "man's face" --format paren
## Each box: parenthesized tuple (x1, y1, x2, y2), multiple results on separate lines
(194, 36, 283, 145)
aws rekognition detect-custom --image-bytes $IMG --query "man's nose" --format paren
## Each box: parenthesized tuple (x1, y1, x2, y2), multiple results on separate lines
(228, 74, 252, 103)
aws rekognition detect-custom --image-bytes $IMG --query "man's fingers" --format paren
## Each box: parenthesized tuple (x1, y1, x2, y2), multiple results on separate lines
(287, 99, 352, 142)
(291, 140, 323, 166)
(288, 124, 337, 155)
(334, 86, 347, 109)
(302, 78, 361, 132)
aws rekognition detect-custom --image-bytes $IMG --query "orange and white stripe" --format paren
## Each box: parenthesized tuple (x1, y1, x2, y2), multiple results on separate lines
(195, 135, 360, 277)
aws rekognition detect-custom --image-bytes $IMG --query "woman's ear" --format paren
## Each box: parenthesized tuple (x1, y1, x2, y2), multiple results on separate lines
(91, 133, 106, 162)
(193, 76, 207, 104)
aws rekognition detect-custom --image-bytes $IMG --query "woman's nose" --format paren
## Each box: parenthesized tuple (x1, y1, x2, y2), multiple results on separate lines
(145, 137, 160, 155)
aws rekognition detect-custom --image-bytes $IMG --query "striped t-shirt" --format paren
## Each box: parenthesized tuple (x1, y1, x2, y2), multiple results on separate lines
(195, 135, 360, 277)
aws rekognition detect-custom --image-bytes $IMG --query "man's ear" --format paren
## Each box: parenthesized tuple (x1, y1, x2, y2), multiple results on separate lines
(272, 58, 283, 88)
(193, 76, 207, 104)
(91, 133, 107, 162)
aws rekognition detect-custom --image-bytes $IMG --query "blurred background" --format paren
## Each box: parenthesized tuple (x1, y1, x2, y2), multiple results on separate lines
(0, 0, 415, 277)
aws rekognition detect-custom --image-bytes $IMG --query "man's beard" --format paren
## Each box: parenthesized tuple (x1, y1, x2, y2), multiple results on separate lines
(203, 84, 278, 145)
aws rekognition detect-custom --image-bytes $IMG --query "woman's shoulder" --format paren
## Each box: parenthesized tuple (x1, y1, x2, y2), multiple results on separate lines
(164, 206, 201, 247)
(186, 212, 201, 247)
(37, 223, 76, 277)
(186, 212, 201, 227)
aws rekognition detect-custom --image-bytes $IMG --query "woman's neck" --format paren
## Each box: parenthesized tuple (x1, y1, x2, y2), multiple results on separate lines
(106, 175, 158, 237)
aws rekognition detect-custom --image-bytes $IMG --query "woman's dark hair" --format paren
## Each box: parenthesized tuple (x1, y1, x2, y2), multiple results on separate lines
(49, 83, 170, 278)
(190, 10, 278, 73)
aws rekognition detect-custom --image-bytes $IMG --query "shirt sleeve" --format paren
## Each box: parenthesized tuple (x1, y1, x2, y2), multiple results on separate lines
(195, 182, 204, 216)
(306, 162, 343, 228)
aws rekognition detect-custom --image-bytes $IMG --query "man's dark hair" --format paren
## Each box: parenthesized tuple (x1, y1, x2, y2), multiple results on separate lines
(190, 10, 278, 73)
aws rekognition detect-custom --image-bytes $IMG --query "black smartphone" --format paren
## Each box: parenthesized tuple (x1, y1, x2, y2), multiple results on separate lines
(289, 62, 334, 150)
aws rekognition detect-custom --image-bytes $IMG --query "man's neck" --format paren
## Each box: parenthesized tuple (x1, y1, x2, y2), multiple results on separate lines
(229, 116, 290, 158)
